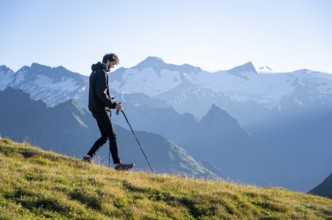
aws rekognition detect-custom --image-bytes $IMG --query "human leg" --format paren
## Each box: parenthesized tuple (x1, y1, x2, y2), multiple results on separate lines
(87, 120, 108, 157)
(92, 112, 120, 164)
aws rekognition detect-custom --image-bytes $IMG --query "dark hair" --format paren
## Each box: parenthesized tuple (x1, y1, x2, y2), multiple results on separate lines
(102, 53, 119, 64)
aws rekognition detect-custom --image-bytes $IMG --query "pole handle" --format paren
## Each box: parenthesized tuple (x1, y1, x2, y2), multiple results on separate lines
(116, 102, 121, 115)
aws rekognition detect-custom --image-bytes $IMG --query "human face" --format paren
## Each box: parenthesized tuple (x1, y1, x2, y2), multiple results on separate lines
(107, 60, 116, 70)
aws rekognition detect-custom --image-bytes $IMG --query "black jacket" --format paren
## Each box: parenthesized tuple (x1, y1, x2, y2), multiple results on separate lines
(88, 62, 117, 113)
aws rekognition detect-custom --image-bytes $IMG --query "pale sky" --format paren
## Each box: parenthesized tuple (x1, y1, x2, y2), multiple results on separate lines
(1, 0, 331, 75)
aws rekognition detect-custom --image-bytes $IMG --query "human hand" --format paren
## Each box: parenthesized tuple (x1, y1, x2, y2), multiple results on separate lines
(116, 103, 124, 115)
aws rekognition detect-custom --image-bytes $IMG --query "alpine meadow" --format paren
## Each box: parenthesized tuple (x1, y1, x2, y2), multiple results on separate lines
(1, 139, 332, 219)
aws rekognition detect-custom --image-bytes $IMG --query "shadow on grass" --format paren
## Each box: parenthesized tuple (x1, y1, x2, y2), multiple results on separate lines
(5, 187, 71, 214)
(68, 188, 102, 210)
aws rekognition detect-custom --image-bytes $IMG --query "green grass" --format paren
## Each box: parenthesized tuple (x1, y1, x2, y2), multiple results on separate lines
(0, 138, 331, 220)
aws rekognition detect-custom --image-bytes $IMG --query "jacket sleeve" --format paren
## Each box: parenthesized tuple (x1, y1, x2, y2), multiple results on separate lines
(95, 71, 117, 109)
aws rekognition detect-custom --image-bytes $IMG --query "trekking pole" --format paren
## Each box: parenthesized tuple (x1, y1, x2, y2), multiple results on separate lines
(109, 146, 111, 167)
(117, 108, 154, 173)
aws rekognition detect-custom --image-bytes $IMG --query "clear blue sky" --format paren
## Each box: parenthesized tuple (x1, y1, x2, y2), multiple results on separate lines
(1, 0, 331, 75)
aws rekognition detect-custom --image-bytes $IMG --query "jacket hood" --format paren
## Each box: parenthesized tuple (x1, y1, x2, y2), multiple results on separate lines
(91, 62, 107, 71)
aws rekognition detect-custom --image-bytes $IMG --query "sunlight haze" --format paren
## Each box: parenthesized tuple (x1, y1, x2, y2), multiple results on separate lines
(1, 0, 331, 75)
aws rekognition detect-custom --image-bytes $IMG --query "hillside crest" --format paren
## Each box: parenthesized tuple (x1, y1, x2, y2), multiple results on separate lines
(0, 139, 331, 219)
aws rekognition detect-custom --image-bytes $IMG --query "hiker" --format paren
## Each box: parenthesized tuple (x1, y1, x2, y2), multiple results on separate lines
(82, 53, 134, 171)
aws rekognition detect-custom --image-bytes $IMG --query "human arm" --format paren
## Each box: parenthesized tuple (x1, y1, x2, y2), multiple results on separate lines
(94, 71, 117, 109)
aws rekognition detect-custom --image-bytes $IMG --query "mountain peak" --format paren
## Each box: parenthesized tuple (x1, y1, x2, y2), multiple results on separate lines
(0, 66, 15, 91)
(16, 63, 53, 74)
(257, 66, 273, 74)
(133, 56, 201, 73)
(15, 63, 84, 80)
(30, 63, 73, 74)
(206, 104, 229, 116)
(134, 56, 165, 70)
(228, 62, 257, 76)
(0, 65, 13, 73)
(31, 62, 50, 70)
(144, 56, 164, 63)
(200, 104, 238, 126)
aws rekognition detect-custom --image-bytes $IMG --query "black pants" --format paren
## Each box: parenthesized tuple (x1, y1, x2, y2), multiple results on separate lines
(88, 111, 120, 164)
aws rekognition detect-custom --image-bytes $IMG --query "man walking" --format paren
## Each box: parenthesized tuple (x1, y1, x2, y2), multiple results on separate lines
(83, 53, 134, 171)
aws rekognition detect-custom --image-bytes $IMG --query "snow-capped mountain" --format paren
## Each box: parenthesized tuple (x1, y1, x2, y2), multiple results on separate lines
(3, 58, 332, 126)
(111, 56, 203, 97)
(257, 66, 274, 74)
(110, 57, 332, 126)
(227, 61, 257, 79)
(0, 63, 88, 108)
(0, 65, 14, 90)
(134, 56, 202, 73)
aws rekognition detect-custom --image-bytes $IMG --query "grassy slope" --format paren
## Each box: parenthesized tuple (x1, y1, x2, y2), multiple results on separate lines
(0, 139, 331, 220)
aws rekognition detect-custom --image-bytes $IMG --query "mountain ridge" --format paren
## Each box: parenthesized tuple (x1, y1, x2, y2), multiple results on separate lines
(2, 59, 332, 122)
(133, 56, 202, 73)
(0, 87, 221, 179)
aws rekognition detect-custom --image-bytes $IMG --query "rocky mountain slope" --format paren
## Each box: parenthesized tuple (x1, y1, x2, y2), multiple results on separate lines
(0, 88, 220, 179)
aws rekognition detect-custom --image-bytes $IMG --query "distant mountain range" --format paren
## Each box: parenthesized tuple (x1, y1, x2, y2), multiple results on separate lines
(2, 58, 332, 125)
(0, 63, 88, 108)
(0, 88, 221, 179)
(110, 57, 332, 125)
(1, 57, 332, 192)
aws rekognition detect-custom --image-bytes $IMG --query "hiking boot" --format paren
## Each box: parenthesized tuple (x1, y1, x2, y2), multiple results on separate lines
(82, 156, 93, 163)
(115, 162, 134, 171)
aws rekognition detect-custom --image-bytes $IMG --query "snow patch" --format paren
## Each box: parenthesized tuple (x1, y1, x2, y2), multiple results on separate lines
(257, 66, 274, 74)
(35, 75, 78, 92)
(0, 69, 14, 90)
